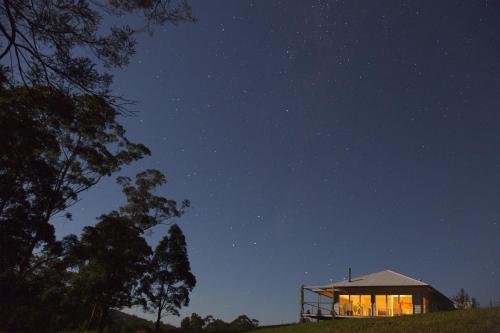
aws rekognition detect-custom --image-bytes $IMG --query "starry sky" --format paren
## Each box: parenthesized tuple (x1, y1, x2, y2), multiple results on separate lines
(56, 0, 500, 326)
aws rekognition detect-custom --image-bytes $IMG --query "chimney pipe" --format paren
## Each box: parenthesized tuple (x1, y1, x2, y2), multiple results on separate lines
(348, 267, 351, 282)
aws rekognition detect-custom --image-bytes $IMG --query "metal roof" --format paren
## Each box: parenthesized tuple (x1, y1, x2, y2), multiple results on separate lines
(305, 270, 429, 289)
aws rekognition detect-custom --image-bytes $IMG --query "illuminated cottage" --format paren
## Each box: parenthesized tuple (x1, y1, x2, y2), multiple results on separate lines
(300, 269, 454, 319)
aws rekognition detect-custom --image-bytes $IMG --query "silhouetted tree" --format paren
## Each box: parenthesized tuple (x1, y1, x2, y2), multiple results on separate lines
(69, 170, 188, 333)
(0, 232, 81, 331)
(72, 214, 151, 333)
(0, 0, 196, 330)
(229, 315, 259, 331)
(117, 170, 190, 232)
(140, 224, 196, 332)
(471, 297, 479, 309)
(181, 313, 205, 332)
(0, 82, 149, 331)
(204, 318, 229, 333)
(0, 0, 195, 99)
(452, 288, 479, 309)
(180, 314, 259, 333)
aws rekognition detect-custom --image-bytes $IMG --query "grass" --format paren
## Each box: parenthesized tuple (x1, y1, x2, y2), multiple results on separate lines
(254, 307, 500, 333)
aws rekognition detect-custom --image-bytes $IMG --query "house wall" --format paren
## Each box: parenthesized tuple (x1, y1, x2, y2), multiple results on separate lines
(413, 293, 423, 314)
(428, 291, 455, 312)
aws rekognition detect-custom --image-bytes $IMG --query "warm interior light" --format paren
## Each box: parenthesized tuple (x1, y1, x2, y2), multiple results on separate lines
(375, 295, 387, 317)
(400, 295, 413, 315)
(339, 294, 413, 317)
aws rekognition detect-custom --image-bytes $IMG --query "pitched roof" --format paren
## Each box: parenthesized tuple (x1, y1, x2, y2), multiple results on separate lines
(305, 270, 428, 290)
(332, 270, 428, 287)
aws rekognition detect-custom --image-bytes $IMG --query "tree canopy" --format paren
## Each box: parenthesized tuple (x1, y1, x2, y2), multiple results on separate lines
(141, 224, 196, 332)
(0, 1, 197, 331)
(0, 82, 149, 282)
(452, 288, 479, 309)
(0, 0, 195, 99)
(73, 214, 152, 332)
(118, 170, 190, 232)
(181, 313, 259, 333)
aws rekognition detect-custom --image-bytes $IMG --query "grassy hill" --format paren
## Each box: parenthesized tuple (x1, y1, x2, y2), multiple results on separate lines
(255, 307, 500, 333)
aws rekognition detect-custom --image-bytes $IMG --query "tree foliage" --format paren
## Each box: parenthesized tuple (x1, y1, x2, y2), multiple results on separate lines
(229, 315, 260, 331)
(0, 75, 193, 333)
(68, 170, 190, 333)
(181, 313, 205, 332)
(181, 313, 259, 333)
(141, 224, 196, 332)
(0, 1, 197, 331)
(72, 214, 152, 332)
(0, 81, 149, 277)
(0, 81, 151, 331)
(0, 0, 195, 99)
(118, 170, 190, 232)
(452, 288, 479, 309)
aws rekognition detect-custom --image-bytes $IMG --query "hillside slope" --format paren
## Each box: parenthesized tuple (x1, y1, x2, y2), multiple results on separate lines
(256, 308, 500, 333)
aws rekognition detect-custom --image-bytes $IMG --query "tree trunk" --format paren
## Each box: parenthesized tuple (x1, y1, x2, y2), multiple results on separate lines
(87, 303, 98, 329)
(98, 306, 108, 333)
(155, 303, 163, 333)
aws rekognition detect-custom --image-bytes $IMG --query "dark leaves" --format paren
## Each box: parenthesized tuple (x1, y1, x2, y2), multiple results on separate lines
(0, 0, 196, 99)
(140, 224, 196, 321)
(118, 169, 188, 232)
(0, 84, 150, 298)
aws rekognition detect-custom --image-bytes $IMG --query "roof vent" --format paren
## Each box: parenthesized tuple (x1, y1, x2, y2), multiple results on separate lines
(348, 267, 352, 282)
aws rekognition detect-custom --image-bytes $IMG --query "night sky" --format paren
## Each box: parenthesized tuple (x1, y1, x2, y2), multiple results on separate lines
(55, 0, 500, 326)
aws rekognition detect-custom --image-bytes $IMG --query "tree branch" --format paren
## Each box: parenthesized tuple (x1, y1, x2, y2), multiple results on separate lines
(0, 0, 16, 60)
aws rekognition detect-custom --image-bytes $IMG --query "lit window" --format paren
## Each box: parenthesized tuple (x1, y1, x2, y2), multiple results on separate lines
(360, 295, 371, 316)
(399, 295, 413, 315)
(375, 295, 387, 316)
(339, 295, 349, 316)
(388, 295, 399, 316)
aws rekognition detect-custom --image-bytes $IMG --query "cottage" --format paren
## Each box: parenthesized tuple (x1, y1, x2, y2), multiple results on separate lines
(301, 269, 454, 320)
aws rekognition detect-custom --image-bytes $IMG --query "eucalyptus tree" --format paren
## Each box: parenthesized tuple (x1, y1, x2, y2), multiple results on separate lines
(0, 82, 150, 332)
(0, 0, 195, 99)
(181, 313, 206, 332)
(0, 83, 149, 279)
(74, 214, 152, 333)
(70, 170, 189, 333)
(140, 224, 196, 332)
(0, 1, 196, 330)
(117, 170, 190, 232)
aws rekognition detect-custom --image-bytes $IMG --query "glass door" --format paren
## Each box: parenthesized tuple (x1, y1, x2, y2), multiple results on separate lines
(375, 295, 387, 316)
